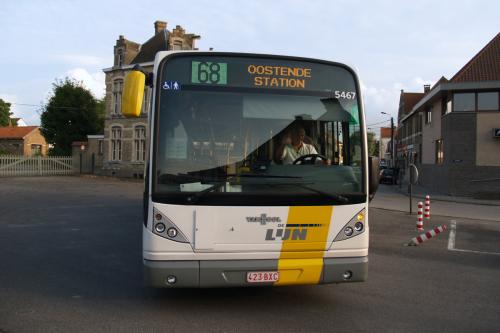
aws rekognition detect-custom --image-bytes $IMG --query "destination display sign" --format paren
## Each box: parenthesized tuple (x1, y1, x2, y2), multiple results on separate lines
(190, 61, 313, 89)
(247, 65, 311, 89)
(162, 55, 357, 93)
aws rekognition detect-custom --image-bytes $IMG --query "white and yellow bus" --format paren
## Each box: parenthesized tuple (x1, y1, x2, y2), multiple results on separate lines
(122, 52, 379, 287)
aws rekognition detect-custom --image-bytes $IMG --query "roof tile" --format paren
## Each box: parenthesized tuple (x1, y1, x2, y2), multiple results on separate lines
(451, 33, 500, 82)
(0, 126, 38, 139)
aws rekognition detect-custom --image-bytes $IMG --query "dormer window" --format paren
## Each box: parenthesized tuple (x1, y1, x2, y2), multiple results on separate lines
(116, 48, 124, 67)
(172, 40, 182, 50)
(113, 79, 124, 114)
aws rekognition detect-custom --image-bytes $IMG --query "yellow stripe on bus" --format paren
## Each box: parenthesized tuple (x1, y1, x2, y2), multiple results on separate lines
(275, 206, 334, 286)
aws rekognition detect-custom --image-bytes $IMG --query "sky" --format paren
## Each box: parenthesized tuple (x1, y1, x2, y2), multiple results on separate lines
(0, 0, 498, 133)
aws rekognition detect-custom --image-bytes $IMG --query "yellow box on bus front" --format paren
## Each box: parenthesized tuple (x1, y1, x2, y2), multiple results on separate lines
(122, 70, 145, 118)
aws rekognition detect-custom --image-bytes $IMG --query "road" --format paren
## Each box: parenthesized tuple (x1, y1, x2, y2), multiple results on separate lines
(0, 177, 499, 333)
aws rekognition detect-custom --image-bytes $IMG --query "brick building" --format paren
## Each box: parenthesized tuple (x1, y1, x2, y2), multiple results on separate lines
(0, 126, 48, 156)
(100, 20, 200, 177)
(379, 127, 393, 165)
(397, 33, 500, 197)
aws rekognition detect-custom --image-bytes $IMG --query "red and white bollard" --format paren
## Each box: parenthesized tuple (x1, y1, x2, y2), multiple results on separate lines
(425, 195, 431, 220)
(409, 225, 448, 246)
(416, 202, 424, 231)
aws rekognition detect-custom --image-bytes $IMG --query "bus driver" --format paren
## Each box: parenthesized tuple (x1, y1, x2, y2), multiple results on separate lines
(278, 126, 318, 165)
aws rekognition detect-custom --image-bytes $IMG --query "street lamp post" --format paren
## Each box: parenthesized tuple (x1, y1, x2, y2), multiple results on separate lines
(382, 112, 394, 167)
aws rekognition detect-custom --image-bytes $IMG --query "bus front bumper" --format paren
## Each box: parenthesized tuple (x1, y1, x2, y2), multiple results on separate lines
(144, 257, 368, 288)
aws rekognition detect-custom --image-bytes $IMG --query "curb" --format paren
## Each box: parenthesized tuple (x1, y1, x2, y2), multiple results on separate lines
(369, 207, 500, 223)
(392, 187, 500, 207)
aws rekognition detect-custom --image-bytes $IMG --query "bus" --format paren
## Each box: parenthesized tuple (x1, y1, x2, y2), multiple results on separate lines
(122, 51, 379, 287)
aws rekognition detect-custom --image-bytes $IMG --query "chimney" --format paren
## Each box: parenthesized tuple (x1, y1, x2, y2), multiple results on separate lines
(154, 21, 167, 34)
(424, 84, 431, 93)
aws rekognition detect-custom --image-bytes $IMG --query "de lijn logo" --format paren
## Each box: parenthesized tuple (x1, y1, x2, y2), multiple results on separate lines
(265, 228, 307, 241)
(246, 214, 281, 225)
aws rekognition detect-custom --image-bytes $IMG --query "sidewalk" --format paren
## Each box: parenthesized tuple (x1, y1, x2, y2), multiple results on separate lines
(371, 184, 500, 222)
(395, 183, 500, 206)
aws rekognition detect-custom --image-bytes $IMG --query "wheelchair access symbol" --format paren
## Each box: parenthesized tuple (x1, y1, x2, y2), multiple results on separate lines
(162, 81, 181, 91)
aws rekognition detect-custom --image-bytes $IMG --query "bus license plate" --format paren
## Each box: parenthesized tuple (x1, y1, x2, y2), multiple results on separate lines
(246, 271, 279, 283)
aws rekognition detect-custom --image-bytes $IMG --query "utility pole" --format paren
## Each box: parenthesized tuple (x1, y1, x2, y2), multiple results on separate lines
(381, 112, 395, 167)
(390, 116, 395, 167)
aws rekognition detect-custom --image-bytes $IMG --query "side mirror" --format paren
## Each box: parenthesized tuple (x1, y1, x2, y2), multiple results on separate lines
(122, 70, 145, 118)
(368, 156, 380, 201)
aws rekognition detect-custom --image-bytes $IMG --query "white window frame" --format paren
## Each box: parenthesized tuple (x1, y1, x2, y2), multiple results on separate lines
(98, 139, 103, 155)
(141, 87, 151, 114)
(110, 125, 123, 161)
(425, 106, 432, 125)
(112, 79, 124, 115)
(133, 124, 147, 162)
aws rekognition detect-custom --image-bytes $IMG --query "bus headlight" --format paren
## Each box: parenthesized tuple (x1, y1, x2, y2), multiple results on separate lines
(155, 223, 166, 233)
(334, 209, 366, 242)
(152, 209, 189, 243)
(167, 227, 178, 238)
(354, 222, 364, 232)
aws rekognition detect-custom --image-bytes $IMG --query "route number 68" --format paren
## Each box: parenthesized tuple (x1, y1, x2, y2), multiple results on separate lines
(334, 91, 356, 100)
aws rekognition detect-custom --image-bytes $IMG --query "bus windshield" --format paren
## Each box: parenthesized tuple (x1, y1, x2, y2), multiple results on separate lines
(154, 54, 365, 206)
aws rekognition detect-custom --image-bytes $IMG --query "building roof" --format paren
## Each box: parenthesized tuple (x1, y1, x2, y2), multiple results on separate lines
(451, 33, 500, 83)
(403, 92, 424, 114)
(398, 91, 425, 122)
(399, 33, 500, 125)
(131, 29, 170, 64)
(431, 76, 448, 90)
(0, 126, 38, 139)
(380, 127, 392, 138)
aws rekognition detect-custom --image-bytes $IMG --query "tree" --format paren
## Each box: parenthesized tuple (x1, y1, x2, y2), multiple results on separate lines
(0, 98, 14, 127)
(40, 78, 104, 155)
(367, 131, 379, 157)
(349, 130, 380, 157)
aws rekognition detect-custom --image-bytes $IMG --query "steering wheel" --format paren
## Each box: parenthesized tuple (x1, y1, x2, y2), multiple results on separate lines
(293, 154, 328, 165)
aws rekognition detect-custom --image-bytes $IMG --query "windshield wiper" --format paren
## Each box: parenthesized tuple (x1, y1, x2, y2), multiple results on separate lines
(298, 184, 349, 203)
(185, 182, 226, 204)
(271, 182, 349, 204)
(226, 174, 302, 179)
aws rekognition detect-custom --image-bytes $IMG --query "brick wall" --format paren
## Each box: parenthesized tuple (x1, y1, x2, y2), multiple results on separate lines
(0, 139, 23, 155)
(23, 129, 48, 156)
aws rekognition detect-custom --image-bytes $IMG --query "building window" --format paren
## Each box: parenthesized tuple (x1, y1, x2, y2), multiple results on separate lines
(113, 79, 124, 115)
(442, 98, 452, 116)
(435, 139, 444, 165)
(416, 113, 422, 133)
(133, 125, 146, 162)
(172, 40, 183, 50)
(453, 93, 475, 112)
(98, 140, 103, 155)
(111, 126, 122, 161)
(116, 48, 124, 67)
(141, 87, 151, 114)
(31, 144, 42, 156)
(425, 106, 432, 124)
(478, 92, 499, 111)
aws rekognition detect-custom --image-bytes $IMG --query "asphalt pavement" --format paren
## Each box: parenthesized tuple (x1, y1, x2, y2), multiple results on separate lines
(0, 177, 499, 333)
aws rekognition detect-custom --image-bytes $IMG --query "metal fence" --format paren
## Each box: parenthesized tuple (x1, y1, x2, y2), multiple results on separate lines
(0, 155, 73, 176)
